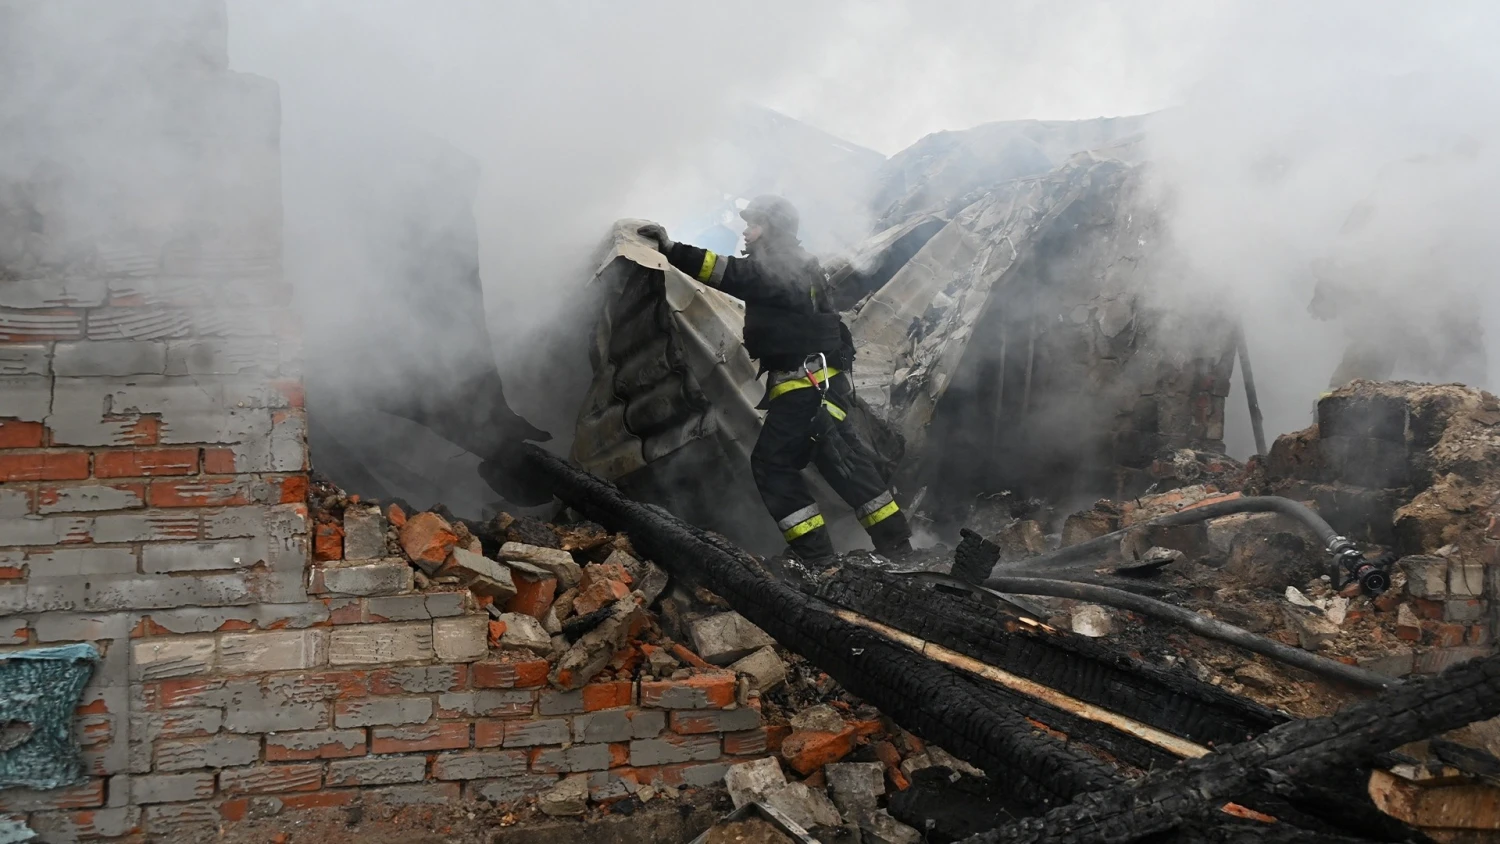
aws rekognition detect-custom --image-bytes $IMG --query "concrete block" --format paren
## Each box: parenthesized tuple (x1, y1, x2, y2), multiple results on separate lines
(0, 277, 107, 309)
(326, 756, 427, 787)
(499, 542, 581, 589)
(328, 622, 433, 665)
(574, 710, 664, 744)
(320, 559, 414, 597)
(0, 488, 30, 518)
(1446, 599, 1488, 622)
(154, 735, 259, 771)
(85, 573, 261, 611)
(689, 612, 777, 666)
(538, 774, 589, 817)
(0, 375, 52, 422)
(434, 751, 529, 781)
(1071, 605, 1113, 638)
(496, 612, 552, 655)
(164, 338, 280, 376)
(223, 699, 329, 734)
(53, 341, 167, 376)
(29, 806, 141, 840)
(725, 757, 787, 809)
(1357, 648, 1415, 679)
(424, 592, 468, 618)
(1401, 555, 1449, 599)
(218, 629, 327, 673)
(629, 735, 719, 766)
(131, 773, 216, 804)
(849, 807, 922, 844)
(91, 511, 199, 544)
(1451, 558, 1486, 598)
(0, 344, 50, 377)
(0, 516, 91, 547)
(1415, 646, 1491, 674)
(826, 762, 885, 814)
(449, 548, 517, 600)
(670, 708, 761, 735)
(131, 636, 216, 681)
(142, 539, 267, 574)
(33, 611, 132, 642)
(1281, 607, 1340, 651)
(368, 782, 461, 806)
(37, 484, 147, 514)
(682, 762, 731, 788)
(501, 719, 569, 747)
(343, 504, 387, 560)
(473, 774, 561, 805)
(433, 614, 489, 662)
(436, 690, 534, 719)
(24, 547, 138, 577)
(334, 697, 433, 728)
(532, 744, 615, 773)
(728, 646, 787, 693)
(765, 782, 842, 830)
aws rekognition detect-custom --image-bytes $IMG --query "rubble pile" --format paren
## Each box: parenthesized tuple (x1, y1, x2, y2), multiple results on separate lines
(976, 380, 1500, 716)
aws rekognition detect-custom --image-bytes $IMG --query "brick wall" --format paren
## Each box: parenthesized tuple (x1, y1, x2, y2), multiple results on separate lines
(0, 4, 775, 839)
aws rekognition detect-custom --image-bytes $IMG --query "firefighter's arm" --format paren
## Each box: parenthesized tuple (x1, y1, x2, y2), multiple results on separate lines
(664, 243, 763, 301)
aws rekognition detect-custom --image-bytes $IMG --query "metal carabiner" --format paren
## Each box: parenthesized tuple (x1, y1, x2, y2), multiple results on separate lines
(803, 353, 829, 394)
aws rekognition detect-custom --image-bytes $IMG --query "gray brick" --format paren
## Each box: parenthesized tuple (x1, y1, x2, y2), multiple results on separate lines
(84, 573, 255, 611)
(218, 629, 327, 673)
(538, 689, 584, 715)
(131, 772, 215, 804)
(533, 744, 613, 773)
(223, 699, 329, 734)
(131, 636, 216, 681)
(335, 697, 433, 728)
(0, 516, 91, 546)
(0, 487, 30, 518)
(329, 622, 433, 665)
(142, 802, 221, 833)
(374, 666, 464, 694)
(92, 511, 199, 543)
(629, 735, 719, 766)
(1415, 646, 1491, 674)
(165, 338, 280, 375)
(681, 762, 731, 787)
(573, 709, 664, 744)
(37, 484, 146, 514)
(154, 735, 259, 771)
(671, 708, 761, 734)
(53, 341, 167, 376)
(24, 547, 138, 577)
(326, 756, 427, 787)
(31, 611, 132, 642)
(433, 615, 487, 662)
(142, 538, 265, 574)
(131, 709, 224, 744)
(265, 729, 366, 757)
(0, 375, 51, 421)
(368, 783, 458, 806)
(0, 344, 50, 376)
(142, 601, 328, 634)
(5, 577, 87, 613)
(343, 504, 387, 559)
(220, 763, 324, 794)
(321, 560, 413, 597)
(28, 806, 140, 840)
(473, 774, 559, 805)
(501, 719, 569, 748)
(433, 750, 529, 780)
(364, 594, 434, 622)
(424, 592, 468, 618)
(438, 690, 534, 719)
(1446, 599, 1488, 622)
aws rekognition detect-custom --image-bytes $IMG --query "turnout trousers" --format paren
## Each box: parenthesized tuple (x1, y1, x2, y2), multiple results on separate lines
(751, 371, 911, 560)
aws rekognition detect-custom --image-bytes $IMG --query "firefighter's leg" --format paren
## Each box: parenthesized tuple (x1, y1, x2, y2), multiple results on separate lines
(811, 378, 912, 554)
(751, 387, 834, 561)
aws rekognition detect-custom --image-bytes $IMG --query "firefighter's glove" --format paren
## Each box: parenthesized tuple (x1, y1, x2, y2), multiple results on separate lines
(637, 223, 674, 255)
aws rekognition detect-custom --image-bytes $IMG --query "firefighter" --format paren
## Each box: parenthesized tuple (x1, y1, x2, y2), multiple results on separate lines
(638, 196, 912, 563)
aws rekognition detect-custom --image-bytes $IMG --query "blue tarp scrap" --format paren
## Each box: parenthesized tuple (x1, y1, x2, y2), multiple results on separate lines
(0, 643, 99, 791)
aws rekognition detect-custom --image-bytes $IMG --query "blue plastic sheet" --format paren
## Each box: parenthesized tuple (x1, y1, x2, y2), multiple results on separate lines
(0, 643, 99, 790)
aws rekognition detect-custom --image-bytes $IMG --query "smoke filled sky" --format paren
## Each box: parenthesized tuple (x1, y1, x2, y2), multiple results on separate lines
(224, 0, 1500, 473)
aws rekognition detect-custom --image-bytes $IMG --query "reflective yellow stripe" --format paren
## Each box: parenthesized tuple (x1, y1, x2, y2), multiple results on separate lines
(822, 399, 846, 421)
(767, 367, 842, 400)
(859, 500, 900, 528)
(697, 251, 718, 283)
(783, 514, 826, 541)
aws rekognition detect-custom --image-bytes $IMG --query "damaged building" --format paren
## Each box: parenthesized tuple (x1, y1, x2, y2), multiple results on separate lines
(7, 2, 1500, 843)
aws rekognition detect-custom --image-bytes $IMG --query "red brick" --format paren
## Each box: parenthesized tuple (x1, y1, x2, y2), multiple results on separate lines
(280, 790, 359, 811)
(148, 477, 251, 507)
(0, 451, 89, 482)
(474, 720, 507, 748)
(640, 671, 736, 710)
(37, 481, 145, 513)
(1413, 598, 1445, 621)
(0, 419, 45, 448)
(328, 599, 364, 625)
(582, 681, 633, 712)
(269, 379, 306, 409)
(400, 512, 458, 569)
(609, 743, 630, 769)
(471, 659, 550, 689)
(122, 416, 161, 446)
(1434, 623, 1467, 648)
(218, 798, 250, 822)
(670, 644, 712, 671)
(573, 578, 631, 615)
(279, 475, 309, 504)
(722, 729, 769, 756)
(505, 574, 557, 619)
(219, 763, 323, 794)
(314, 521, 344, 562)
(387, 502, 407, 528)
(371, 723, 471, 754)
(370, 665, 468, 695)
(94, 448, 196, 478)
(269, 670, 371, 701)
(0, 567, 25, 580)
(870, 739, 910, 791)
(78, 715, 113, 748)
(781, 728, 857, 775)
(203, 448, 237, 474)
(1470, 624, 1492, 646)
(148, 678, 227, 710)
(0, 778, 105, 811)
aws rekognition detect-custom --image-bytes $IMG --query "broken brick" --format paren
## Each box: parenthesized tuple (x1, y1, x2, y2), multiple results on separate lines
(781, 728, 857, 775)
(314, 521, 344, 562)
(400, 511, 457, 573)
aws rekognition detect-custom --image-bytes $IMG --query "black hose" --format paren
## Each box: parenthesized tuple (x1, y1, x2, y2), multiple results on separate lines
(923, 572, 1393, 690)
(999, 496, 1355, 577)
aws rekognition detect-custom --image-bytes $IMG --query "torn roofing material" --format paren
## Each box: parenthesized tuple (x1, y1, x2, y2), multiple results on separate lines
(0, 643, 98, 791)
